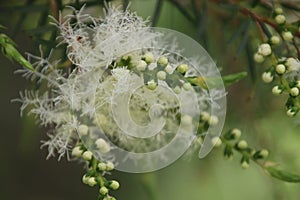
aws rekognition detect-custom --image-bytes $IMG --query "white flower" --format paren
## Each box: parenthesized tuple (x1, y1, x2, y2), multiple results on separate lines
(262, 72, 273, 83)
(282, 31, 293, 41)
(275, 64, 286, 74)
(258, 43, 272, 56)
(275, 14, 286, 24)
(181, 115, 193, 126)
(99, 186, 109, 195)
(241, 161, 250, 169)
(177, 64, 189, 74)
(259, 149, 269, 158)
(285, 57, 300, 72)
(106, 161, 115, 171)
(98, 162, 107, 171)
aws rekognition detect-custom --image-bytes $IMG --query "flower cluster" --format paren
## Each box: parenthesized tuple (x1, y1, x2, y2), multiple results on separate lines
(213, 129, 269, 169)
(254, 7, 300, 117)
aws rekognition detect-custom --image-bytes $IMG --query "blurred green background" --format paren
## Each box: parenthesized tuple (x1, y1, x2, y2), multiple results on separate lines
(1, 0, 300, 199)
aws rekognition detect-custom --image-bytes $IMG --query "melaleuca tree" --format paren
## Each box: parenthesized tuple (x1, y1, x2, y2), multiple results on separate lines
(1, 0, 300, 199)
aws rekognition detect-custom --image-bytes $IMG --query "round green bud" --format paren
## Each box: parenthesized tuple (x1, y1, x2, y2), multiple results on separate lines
(173, 86, 181, 94)
(259, 149, 269, 158)
(183, 82, 192, 91)
(98, 162, 107, 171)
(290, 87, 300, 97)
(258, 43, 272, 56)
(231, 128, 241, 139)
(275, 14, 286, 24)
(241, 161, 250, 169)
(136, 60, 147, 71)
(95, 138, 110, 154)
(181, 115, 193, 126)
(177, 64, 189, 74)
(157, 56, 168, 67)
(286, 109, 296, 117)
(165, 64, 173, 74)
(157, 71, 166, 80)
(209, 115, 219, 126)
(211, 137, 222, 147)
(147, 80, 157, 90)
(82, 174, 89, 185)
(82, 151, 93, 161)
(254, 53, 264, 63)
(200, 111, 210, 122)
(275, 7, 283, 14)
(88, 177, 97, 187)
(262, 72, 273, 83)
(272, 85, 283, 95)
(106, 161, 114, 171)
(143, 52, 155, 63)
(78, 124, 89, 136)
(237, 140, 248, 149)
(109, 180, 120, 190)
(270, 35, 281, 45)
(99, 186, 109, 195)
(282, 31, 293, 41)
(275, 64, 286, 74)
(71, 146, 83, 158)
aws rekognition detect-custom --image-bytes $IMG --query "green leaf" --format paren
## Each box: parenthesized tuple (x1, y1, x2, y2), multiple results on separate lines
(222, 71, 248, 87)
(266, 166, 300, 183)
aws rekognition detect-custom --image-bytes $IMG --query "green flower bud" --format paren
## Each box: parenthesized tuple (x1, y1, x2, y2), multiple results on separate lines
(157, 71, 166, 80)
(254, 53, 264, 63)
(290, 87, 299, 97)
(211, 137, 222, 147)
(72, 146, 83, 158)
(98, 162, 107, 171)
(95, 138, 110, 154)
(109, 180, 120, 190)
(106, 161, 114, 171)
(177, 64, 189, 74)
(82, 151, 93, 161)
(157, 56, 168, 67)
(147, 80, 157, 90)
(78, 124, 89, 136)
(136, 60, 147, 71)
(88, 177, 97, 187)
(275, 14, 286, 24)
(275, 64, 286, 75)
(262, 72, 273, 83)
(237, 140, 248, 150)
(99, 186, 109, 195)
(143, 52, 155, 63)
(282, 31, 293, 41)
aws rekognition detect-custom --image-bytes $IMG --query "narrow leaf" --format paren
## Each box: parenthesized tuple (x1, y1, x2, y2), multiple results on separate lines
(266, 166, 300, 183)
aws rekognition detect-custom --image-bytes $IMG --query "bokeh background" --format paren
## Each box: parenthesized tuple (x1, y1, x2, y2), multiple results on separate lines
(1, 0, 300, 199)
